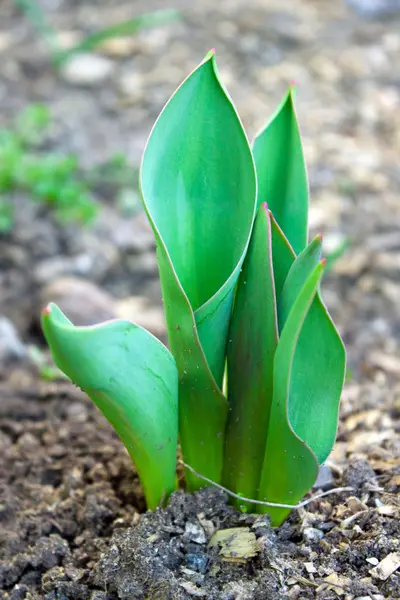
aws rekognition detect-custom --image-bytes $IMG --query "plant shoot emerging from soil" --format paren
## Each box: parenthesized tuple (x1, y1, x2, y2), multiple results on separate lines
(42, 50, 346, 526)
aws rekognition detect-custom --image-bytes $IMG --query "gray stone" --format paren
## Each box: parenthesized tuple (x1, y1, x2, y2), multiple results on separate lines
(303, 527, 324, 542)
(39, 277, 117, 326)
(34, 255, 93, 283)
(126, 251, 158, 275)
(60, 54, 115, 86)
(10, 584, 29, 600)
(313, 464, 335, 490)
(0, 316, 26, 362)
(185, 553, 209, 574)
(115, 296, 165, 339)
(185, 522, 207, 545)
(345, 0, 400, 17)
(110, 212, 155, 253)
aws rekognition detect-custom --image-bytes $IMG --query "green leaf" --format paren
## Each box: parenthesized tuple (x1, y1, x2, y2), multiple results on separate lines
(41, 303, 178, 510)
(271, 216, 346, 464)
(223, 204, 278, 510)
(253, 87, 308, 255)
(270, 212, 297, 302)
(16, 104, 51, 145)
(278, 233, 323, 331)
(275, 235, 346, 464)
(141, 51, 257, 488)
(59, 10, 181, 65)
(257, 262, 324, 526)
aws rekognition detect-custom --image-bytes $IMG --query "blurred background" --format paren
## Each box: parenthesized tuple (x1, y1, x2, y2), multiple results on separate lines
(0, 0, 399, 492)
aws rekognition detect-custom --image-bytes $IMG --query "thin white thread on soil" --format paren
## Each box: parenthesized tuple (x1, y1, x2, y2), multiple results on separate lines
(181, 461, 354, 509)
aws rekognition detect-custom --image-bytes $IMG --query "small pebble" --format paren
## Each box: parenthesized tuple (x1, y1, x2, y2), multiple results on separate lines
(10, 584, 29, 600)
(303, 527, 324, 542)
(39, 277, 117, 326)
(369, 552, 400, 580)
(90, 593, 109, 600)
(313, 464, 334, 490)
(0, 316, 26, 362)
(185, 522, 207, 545)
(304, 562, 317, 574)
(60, 54, 115, 86)
(345, 0, 400, 17)
(185, 552, 209, 574)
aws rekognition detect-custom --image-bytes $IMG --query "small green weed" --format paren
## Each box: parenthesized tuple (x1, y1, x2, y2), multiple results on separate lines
(28, 344, 67, 382)
(0, 105, 98, 232)
(15, 0, 180, 68)
(0, 105, 140, 233)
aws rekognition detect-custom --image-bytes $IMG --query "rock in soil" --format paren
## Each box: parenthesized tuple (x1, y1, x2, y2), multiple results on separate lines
(345, 0, 400, 18)
(39, 277, 117, 326)
(115, 295, 166, 339)
(0, 316, 26, 363)
(60, 54, 115, 86)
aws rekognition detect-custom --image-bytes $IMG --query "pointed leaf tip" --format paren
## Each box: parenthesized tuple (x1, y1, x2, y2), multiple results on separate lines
(321, 258, 327, 266)
(42, 305, 51, 316)
(204, 48, 216, 61)
(252, 85, 307, 254)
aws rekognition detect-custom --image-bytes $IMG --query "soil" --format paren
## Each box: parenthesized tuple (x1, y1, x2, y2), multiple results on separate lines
(1, 0, 400, 598)
(1, 374, 399, 600)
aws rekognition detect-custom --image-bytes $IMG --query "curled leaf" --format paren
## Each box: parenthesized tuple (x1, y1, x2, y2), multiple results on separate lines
(140, 51, 257, 488)
(258, 262, 324, 525)
(42, 304, 178, 509)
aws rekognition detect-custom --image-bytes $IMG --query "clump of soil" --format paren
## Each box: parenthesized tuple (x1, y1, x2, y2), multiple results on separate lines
(1, 372, 399, 599)
(95, 484, 400, 600)
(0, 370, 143, 600)
(95, 487, 281, 600)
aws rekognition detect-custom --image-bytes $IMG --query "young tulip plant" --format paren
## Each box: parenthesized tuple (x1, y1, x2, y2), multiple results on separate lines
(42, 50, 346, 526)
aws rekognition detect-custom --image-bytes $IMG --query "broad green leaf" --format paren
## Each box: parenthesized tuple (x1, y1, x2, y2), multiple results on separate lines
(253, 88, 308, 255)
(274, 233, 345, 463)
(223, 204, 278, 510)
(270, 217, 346, 467)
(41, 304, 178, 510)
(141, 51, 257, 488)
(258, 262, 324, 526)
(278, 234, 322, 330)
(287, 295, 345, 464)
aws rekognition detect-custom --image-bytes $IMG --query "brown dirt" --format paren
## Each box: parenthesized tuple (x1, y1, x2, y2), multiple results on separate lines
(1, 371, 399, 599)
(1, 0, 400, 598)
